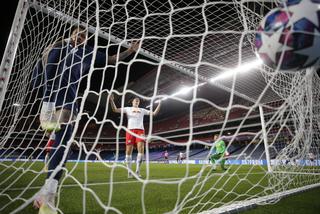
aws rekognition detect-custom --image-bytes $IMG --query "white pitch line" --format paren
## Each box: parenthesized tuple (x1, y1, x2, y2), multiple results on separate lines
(0, 172, 266, 192)
(0, 177, 186, 192)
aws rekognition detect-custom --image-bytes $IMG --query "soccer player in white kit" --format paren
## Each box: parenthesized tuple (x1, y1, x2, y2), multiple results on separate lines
(110, 95, 161, 178)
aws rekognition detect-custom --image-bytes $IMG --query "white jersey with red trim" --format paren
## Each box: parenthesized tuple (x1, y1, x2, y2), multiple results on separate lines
(123, 107, 150, 130)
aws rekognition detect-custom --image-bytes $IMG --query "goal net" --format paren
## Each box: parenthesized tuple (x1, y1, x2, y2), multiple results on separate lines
(0, 0, 319, 213)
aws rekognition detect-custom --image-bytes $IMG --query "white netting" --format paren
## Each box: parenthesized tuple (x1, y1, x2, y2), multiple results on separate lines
(0, 0, 319, 214)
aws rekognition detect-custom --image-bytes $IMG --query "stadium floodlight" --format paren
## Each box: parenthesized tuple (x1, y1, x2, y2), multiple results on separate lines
(210, 59, 263, 83)
(147, 83, 206, 108)
(173, 82, 207, 97)
(173, 86, 193, 96)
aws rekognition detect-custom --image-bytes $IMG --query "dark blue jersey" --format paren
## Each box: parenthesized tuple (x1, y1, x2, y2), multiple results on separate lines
(39, 40, 107, 114)
(31, 59, 44, 89)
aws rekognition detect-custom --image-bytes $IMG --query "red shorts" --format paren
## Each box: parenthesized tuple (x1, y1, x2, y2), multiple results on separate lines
(126, 129, 145, 145)
(46, 139, 55, 153)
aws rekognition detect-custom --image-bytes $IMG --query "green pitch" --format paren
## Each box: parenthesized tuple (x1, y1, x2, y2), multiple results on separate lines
(0, 162, 319, 214)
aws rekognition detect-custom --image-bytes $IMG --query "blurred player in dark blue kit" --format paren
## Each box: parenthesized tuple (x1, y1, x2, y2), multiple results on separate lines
(33, 25, 139, 214)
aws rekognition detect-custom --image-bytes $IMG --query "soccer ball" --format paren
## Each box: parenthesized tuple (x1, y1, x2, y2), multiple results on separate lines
(255, 0, 320, 71)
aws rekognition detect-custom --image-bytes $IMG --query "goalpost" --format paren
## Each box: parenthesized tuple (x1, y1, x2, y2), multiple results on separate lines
(0, 0, 319, 214)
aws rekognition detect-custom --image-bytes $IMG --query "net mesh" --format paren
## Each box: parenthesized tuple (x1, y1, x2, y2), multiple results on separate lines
(0, 0, 319, 213)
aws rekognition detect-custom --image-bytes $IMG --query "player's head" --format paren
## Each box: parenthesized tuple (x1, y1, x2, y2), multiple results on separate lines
(70, 25, 87, 46)
(131, 97, 140, 107)
(213, 134, 219, 141)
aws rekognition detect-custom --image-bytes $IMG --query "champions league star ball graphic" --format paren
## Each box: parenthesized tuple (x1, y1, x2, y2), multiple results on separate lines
(255, 0, 320, 71)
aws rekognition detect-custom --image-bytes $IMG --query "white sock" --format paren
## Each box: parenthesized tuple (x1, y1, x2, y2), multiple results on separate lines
(42, 178, 58, 205)
(44, 154, 49, 168)
(136, 153, 143, 174)
(44, 178, 58, 194)
(125, 155, 132, 173)
(212, 164, 217, 170)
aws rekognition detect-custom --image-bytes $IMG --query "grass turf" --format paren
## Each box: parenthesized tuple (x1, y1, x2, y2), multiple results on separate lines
(0, 161, 319, 214)
(243, 187, 320, 214)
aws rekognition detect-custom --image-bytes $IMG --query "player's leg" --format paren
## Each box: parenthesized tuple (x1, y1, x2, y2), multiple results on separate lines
(220, 152, 229, 170)
(125, 131, 134, 178)
(135, 130, 145, 177)
(125, 144, 134, 178)
(220, 158, 227, 170)
(210, 155, 216, 170)
(47, 124, 73, 180)
(47, 109, 74, 179)
(34, 124, 73, 213)
(34, 109, 74, 213)
(136, 142, 144, 177)
(210, 153, 221, 171)
(44, 135, 55, 172)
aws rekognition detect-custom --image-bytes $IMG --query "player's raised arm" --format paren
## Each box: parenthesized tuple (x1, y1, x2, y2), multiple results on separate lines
(108, 40, 140, 64)
(151, 101, 161, 116)
(109, 94, 122, 113)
